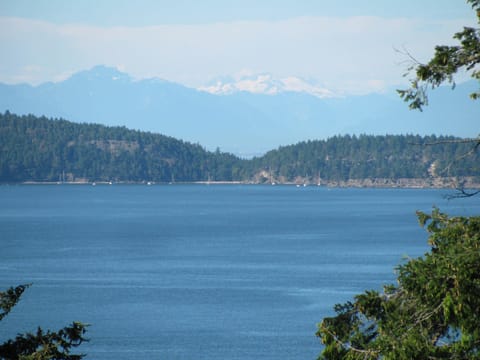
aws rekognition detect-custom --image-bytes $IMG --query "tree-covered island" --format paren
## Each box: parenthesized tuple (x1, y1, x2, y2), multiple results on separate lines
(1, 111, 478, 187)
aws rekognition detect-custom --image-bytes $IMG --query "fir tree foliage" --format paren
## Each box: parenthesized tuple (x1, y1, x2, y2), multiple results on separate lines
(317, 210, 480, 359)
(318, 2, 480, 358)
(0, 285, 88, 360)
(398, 0, 480, 110)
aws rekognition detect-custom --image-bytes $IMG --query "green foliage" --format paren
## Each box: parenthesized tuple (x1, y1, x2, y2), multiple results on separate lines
(317, 210, 480, 359)
(0, 285, 88, 360)
(398, 0, 480, 110)
(0, 284, 30, 322)
(318, 4, 480, 357)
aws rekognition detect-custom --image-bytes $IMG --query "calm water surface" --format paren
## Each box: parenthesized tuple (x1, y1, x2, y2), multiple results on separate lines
(0, 185, 479, 359)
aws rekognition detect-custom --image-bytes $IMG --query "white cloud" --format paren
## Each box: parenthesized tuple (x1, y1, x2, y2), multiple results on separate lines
(0, 15, 474, 94)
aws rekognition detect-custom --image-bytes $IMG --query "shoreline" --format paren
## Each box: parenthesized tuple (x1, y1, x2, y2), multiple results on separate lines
(5, 177, 480, 189)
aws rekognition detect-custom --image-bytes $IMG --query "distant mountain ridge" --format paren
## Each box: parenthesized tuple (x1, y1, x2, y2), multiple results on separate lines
(1, 112, 478, 186)
(0, 65, 478, 156)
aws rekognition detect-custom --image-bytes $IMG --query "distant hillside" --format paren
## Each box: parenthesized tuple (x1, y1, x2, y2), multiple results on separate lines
(0, 65, 478, 156)
(0, 111, 246, 183)
(1, 112, 478, 185)
(252, 136, 480, 185)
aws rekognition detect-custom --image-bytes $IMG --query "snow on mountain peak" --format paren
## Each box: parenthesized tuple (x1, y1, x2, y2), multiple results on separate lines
(280, 76, 335, 98)
(198, 73, 335, 98)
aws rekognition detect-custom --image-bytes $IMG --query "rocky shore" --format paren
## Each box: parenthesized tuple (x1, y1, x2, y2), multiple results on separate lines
(14, 176, 480, 189)
(314, 177, 480, 189)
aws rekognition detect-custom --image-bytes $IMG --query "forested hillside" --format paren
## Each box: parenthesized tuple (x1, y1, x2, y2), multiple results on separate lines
(253, 135, 479, 183)
(1, 111, 478, 184)
(0, 111, 246, 183)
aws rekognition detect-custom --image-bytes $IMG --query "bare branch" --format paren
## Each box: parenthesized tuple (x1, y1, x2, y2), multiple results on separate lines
(405, 138, 480, 195)
(445, 188, 480, 199)
(394, 46, 423, 67)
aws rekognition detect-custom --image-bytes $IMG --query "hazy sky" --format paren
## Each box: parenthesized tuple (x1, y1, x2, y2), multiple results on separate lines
(0, 0, 476, 94)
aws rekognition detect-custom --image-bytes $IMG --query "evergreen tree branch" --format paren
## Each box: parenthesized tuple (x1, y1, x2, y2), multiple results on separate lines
(0, 284, 31, 321)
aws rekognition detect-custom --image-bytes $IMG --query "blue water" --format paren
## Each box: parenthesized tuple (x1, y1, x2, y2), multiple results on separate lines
(0, 185, 479, 359)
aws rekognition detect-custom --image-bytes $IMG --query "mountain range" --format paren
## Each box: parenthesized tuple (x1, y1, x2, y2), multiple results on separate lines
(0, 65, 478, 157)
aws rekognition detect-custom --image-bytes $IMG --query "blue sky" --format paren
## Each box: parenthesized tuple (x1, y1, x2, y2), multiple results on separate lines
(1, 0, 475, 25)
(0, 0, 477, 94)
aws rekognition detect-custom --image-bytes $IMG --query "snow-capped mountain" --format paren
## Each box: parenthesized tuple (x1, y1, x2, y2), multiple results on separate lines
(198, 73, 335, 98)
(0, 65, 477, 157)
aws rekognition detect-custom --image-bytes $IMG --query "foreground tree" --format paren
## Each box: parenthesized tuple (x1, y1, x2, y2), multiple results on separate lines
(397, 0, 480, 110)
(317, 209, 480, 359)
(397, 0, 479, 196)
(0, 284, 88, 360)
(317, 2, 480, 358)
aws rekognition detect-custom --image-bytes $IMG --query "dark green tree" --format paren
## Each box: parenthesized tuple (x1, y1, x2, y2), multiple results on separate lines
(397, 0, 480, 196)
(397, 0, 480, 110)
(317, 2, 480, 358)
(0, 284, 88, 360)
(317, 210, 480, 359)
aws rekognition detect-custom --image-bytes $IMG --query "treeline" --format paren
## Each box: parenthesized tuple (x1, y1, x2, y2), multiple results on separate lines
(0, 111, 247, 183)
(1, 111, 478, 183)
(252, 134, 480, 183)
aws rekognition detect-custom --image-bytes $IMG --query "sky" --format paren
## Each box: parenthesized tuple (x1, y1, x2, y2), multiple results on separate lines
(0, 0, 477, 95)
